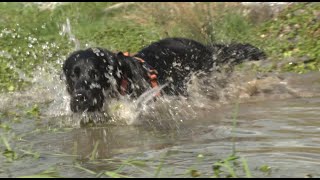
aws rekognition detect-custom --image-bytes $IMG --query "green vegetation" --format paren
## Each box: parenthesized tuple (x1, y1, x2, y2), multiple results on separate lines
(18, 167, 62, 178)
(0, 2, 319, 92)
(26, 104, 40, 118)
(255, 2, 320, 73)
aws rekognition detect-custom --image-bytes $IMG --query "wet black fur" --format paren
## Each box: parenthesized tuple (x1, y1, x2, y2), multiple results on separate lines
(63, 37, 266, 112)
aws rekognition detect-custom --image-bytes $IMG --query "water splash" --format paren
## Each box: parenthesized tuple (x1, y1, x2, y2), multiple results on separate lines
(2, 17, 320, 129)
(61, 18, 80, 50)
(3, 55, 320, 129)
(105, 84, 169, 125)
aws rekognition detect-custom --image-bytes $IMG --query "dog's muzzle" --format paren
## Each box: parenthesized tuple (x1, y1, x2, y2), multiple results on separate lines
(70, 90, 103, 112)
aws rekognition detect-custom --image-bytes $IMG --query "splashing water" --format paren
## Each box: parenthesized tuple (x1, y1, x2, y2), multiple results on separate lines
(61, 18, 80, 50)
(2, 17, 320, 130)
(5, 53, 319, 129)
(105, 84, 168, 125)
(19, 59, 320, 130)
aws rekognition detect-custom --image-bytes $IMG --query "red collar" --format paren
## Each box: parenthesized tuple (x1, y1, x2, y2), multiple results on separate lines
(120, 52, 160, 97)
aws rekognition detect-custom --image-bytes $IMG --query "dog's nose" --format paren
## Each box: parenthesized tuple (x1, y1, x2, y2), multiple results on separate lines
(74, 93, 88, 103)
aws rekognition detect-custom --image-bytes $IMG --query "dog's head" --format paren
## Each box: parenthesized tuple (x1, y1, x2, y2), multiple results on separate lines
(63, 48, 118, 112)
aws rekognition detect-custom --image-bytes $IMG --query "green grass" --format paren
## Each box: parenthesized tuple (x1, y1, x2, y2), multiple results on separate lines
(18, 167, 62, 178)
(253, 2, 320, 73)
(0, 2, 163, 92)
(0, 2, 319, 92)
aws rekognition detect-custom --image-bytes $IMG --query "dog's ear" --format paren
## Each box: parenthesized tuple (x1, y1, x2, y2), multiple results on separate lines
(117, 51, 125, 57)
(93, 48, 117, 66)
(117, 51, 132, 57)
(115, 51, 129, 66)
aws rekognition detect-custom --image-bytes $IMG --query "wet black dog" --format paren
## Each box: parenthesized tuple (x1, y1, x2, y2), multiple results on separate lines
(63, 37, 266, 112)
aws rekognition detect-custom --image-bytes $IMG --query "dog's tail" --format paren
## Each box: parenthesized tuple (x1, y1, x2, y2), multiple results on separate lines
(207, 43, 267, 66)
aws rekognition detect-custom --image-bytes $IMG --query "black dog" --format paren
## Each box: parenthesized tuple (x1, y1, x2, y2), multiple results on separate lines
(63, 37, 266, 112)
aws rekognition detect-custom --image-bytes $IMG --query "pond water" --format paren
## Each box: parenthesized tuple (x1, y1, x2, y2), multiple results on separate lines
(1, 62, 320, 177)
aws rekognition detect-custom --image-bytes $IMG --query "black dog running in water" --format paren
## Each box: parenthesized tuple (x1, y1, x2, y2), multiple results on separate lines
(63, 37, 266, 112)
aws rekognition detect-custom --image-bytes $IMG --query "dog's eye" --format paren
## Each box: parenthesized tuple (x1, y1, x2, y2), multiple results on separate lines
(73, 67, 80, 77)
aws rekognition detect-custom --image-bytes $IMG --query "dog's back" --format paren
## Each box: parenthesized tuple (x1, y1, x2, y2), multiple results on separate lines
(135, 37, 213, 95)
(207, 42, 267, 65)
(135, 37, 266, 95)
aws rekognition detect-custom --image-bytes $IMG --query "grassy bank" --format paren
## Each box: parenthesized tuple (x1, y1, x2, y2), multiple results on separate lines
(254, 2, 320, 73)
(0, 2, 319, 92)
